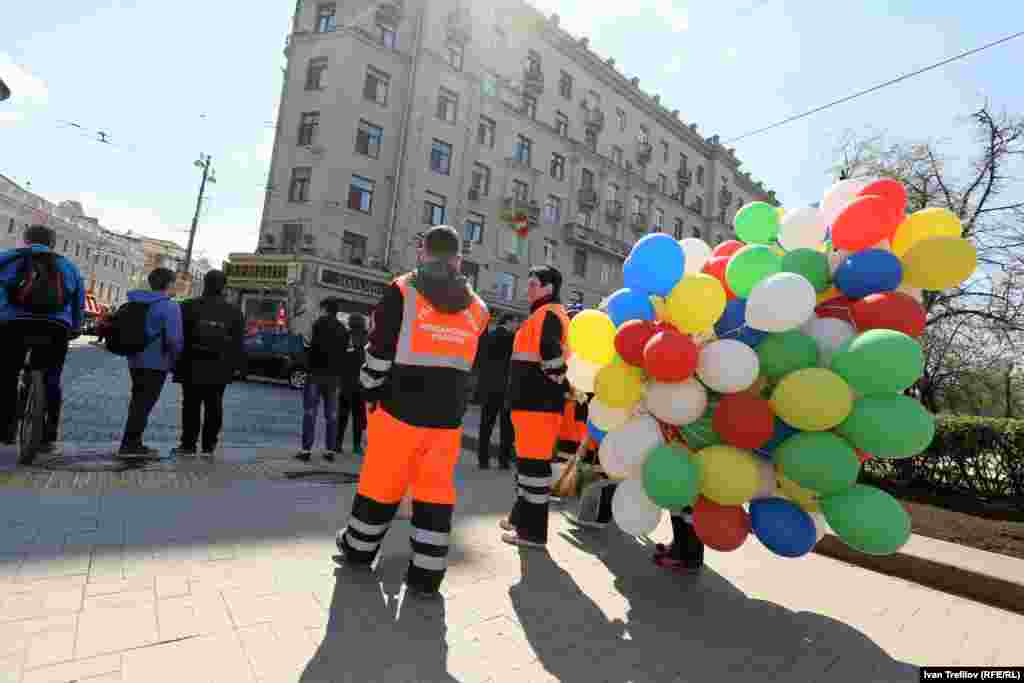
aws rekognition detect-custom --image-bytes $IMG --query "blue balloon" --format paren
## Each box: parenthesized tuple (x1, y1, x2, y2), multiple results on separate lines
(587, 420, 606, 444)
(750, 497, 817, 558)
(834, 249, 903, 299)
(713, 298, 767, 348)
(606, 288, 655, 327)
(754, 419, 799, 460)
(623, 234, 685, 297)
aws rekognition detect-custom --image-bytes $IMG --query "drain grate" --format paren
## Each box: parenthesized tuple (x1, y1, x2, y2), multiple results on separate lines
(33, 451, 166, 472)
(283, 470, 359, 486)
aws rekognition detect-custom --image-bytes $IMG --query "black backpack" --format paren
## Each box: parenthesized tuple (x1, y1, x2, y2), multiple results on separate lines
(105, 301, 153, 356)
(192, 315, 232, 356)
(5, 252, 65, 314)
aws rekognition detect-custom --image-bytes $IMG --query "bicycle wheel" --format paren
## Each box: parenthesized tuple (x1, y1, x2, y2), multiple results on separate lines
(18, 371, 47, 465)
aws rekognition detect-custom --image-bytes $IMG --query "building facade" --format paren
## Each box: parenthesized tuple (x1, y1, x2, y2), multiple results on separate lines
(247, 0, 777, 330)
(138, 236, 212, 298)
(0, 176, 147, 311)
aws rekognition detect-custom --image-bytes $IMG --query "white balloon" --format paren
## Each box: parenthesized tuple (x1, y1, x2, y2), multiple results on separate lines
(612, 478, 664, 536)
(754, 461, 778, 499)
(598, 415, 663, 480)
(801, 316, 856, 366)
(589, 397, 631, 432)
(821, 177, 874, 227)
(746, 273, 816, 332)
(566, 356, 602, 393)
(679, 237, 712, 274)
(778, 207, 826, 251)
(697, 340, 759, 393)
(645, 379, 707, 426)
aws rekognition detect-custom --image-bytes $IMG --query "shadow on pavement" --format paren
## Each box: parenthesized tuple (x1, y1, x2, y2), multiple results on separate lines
(504, 527, 919, 683)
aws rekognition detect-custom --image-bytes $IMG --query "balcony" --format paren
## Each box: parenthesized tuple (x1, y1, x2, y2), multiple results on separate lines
(677, 167, 693, 188)
(583, 108, 605, 132)
(564, 222, 630, 259)
(631, 212, 648, 235)
(446, 7, 471, 44)
(636, 139, 652, 166)
(375, 2, 403, 27)
(577, 187, 598, 209)
(522, 67, 544, 96)
(605, 200, 624, 222)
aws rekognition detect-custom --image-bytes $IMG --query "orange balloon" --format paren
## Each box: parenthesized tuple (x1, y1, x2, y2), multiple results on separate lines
(857, 179, 907, 236)
(701, 255, 737, 300)
(831, 195, 902, 251)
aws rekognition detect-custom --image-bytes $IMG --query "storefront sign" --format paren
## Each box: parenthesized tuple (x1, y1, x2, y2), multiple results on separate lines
(225, 261, 300, 288)
(319, 267, 388, 299)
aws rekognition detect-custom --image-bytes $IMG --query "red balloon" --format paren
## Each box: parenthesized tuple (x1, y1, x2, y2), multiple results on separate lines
(701, 255, 737, 300)
(693, 496, 751, 552)
(712, 394, 775, 449)
(712, 240, 745, 258)
(615, 320, 658, 367)
(831, 195, 902, 251)
(643, 330, 699, 382)
(851, 291, 926, 337)
(815, 295, 856, 326)
(857, 179, 907, 236)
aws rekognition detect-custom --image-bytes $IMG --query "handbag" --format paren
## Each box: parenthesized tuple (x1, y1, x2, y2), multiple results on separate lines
(552, 451, 582, 498)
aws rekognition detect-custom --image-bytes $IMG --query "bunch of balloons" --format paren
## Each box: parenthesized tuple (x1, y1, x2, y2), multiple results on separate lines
(566, 178, 977, 559)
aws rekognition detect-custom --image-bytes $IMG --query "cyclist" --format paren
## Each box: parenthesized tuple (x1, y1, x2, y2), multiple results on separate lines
(0, 224, 85, 454)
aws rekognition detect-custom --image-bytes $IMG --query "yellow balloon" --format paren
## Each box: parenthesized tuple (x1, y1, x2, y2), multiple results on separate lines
(771, 368, 852, 431)
(567, 310, 617, 365)
(650, 295, 669, 322)
(816, 286, 842, 305)
(666, 274, 726, 334)
(777, 207, 786, 219)
(891, 208, 961, 257)
(901, 236, 977, 290)
(776, 469, 820, 512)
(694, 445, 760, 506)
(594, 361, 644, 409)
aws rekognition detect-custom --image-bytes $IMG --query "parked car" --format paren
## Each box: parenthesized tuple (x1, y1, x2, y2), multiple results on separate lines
(240, 331, 309, 389)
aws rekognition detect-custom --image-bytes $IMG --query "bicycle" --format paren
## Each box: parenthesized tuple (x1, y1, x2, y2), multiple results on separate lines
(16, 343, 49, 465)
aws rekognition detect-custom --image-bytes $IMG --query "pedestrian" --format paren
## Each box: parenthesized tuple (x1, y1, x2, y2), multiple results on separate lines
(336, 312, 368, 456)
(652, 508, 705, 573)
(170, 270, 245, 459)
(500, 265, 570, 549)
(297, 298, 349, 462)
(562, 429, 618, 529)
(336, 225, 489, 599)
(475, 314, 516, 470)
(117, 267, 183, 458)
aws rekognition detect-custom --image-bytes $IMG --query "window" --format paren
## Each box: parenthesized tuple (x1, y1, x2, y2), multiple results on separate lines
(104, 255, 110, 267)
(379, 23, 396, 49)
(694, 196, 704, 214)
(601, 262, 612, 285)
(494, 25, 507, 48)
(342, 231, 367, 265)
(436, 88, 458, 123)
(430, 139, 452, 175)
(348, 175, 375, 213)
(584, 89, 600, 108)
(577, 210, 592, 228)
(495, 272, 517, 302)
(522, 95, 537, 120)
(512, 180, 529, 202)
(658, 174, 667, 195)
(298, 111, 320, 146)
(6, 218, 13, 234)
(305, 58, 328, 90)
(696, 165, 704, 185)
(477, 116, 496, 148)
(423, 192, 447, 225)
(632, 195, 643, 215)
(461, 261, 480, 289)
(550, 153, 566, 181)
(356, 119, 382, 158)
(639, 125, 650, 145)
(445, 41, 464, 70)
(75, 244, 80, 258)
(581, 168, 594, 190)
(526, 50, 541, 75)
(316, 3, 337, 32)
(611, 146, 623, 166)
(573, 248, 587, 277)
(514, 135, 532, 165)
(617, 108, 626, 131)
(543, 238, 558, 266)
(680, 152, 689, 170)
(363, 68, 389, 105)
(606, 183, 618, 201)
(692, 225, 702, 239)
(555, 112, 568, 137)
(662, 141, 670, 163)
(655, 208, 665, 231)
(289, 167, 312, 202)
(558, 71, 573, 99)
(62, 239, 69, 252)
(674, 218, 684, 240)
(544, 196, 562, 224)
(282, 223, 303, 253)
(464, 212, 485, 244)
(584, 127, 597, 151)
(471, 163, 491, 197)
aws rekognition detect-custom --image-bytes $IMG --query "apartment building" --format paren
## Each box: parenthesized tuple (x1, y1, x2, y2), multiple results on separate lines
(244, 0, 776, 333)
(138, 236, 212, 298)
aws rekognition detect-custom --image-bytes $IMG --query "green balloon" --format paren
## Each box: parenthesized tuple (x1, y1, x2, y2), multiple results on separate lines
(830, 330, 924, 395)
(835, 395, 936, 459)
(725, 245, 782, 298)
(642, 444, 700, 508)
(678, 415, 721, 450)
(756, 331, 819, 380)
(781, 248, 831, 293)
(821, 485, 911, 555)
(734, 202, 780, 244)
(775, 432, 860, 496)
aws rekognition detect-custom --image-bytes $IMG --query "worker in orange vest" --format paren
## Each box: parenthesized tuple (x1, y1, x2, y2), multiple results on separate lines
(335, 226, 490, 598)
(500, 266, 569, 548)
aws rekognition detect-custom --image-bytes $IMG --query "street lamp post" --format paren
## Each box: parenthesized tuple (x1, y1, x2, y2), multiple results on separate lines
(183, 154, 216, 281)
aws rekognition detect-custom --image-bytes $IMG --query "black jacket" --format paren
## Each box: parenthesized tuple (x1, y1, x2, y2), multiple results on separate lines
(476, 327, 514, 397)
(307, 315, 349, 379)
(341, 328, 367, 395)
(174, 295, 245, 386)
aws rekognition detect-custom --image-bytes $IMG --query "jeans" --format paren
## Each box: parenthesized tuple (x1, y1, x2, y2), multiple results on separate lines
(180, 383, 227, 452)
(122, 369, 168, 447)
(302, 378, 339, 451)
(337, 388, 366, 452)
(0, 321, 70, 443)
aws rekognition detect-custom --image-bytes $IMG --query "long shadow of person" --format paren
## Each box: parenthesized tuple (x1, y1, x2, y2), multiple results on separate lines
(301, 566, 458, 683)
(510, 527, 919, 683)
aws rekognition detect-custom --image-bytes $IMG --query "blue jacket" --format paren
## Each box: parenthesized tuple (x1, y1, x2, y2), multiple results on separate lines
(0, 244, 86, 329)
(125, 289, 183, 372)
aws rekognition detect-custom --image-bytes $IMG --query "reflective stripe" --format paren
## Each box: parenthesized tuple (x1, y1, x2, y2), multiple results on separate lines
(360, 370, 386, 389)
(348, 518, 389, 536)
(412, 528, 450, 546)
(365, 351, 392, 372)
(522, 492, 549, 505)
(511, 351, 541, 363)
(344, 535, 379, 552)
(411, 553, 447, 571)
(541, 357, 565, 370)
(393, 279, 479, 371)
(517, 474, 552, 488)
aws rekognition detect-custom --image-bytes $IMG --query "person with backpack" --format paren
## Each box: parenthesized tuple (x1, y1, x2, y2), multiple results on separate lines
(112, 267, 183, 458)
(171, 270, 244, 458)
(297, 298, 349, 462)
(0, 225, 85, 455)
(336, 312, 368, 456)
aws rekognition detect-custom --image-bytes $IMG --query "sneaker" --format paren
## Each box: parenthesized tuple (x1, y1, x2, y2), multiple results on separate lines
(404, 581, 443, 600)
(295, 450, 312, 462)
(37, 442, 57, 455)
(118, 445, 159, 459)
(171, 446, 197, 457)
(653, 555, 703, 574)
(499, 461, 512, 470)
(353, 446, 364, 457)
(323, 450, 338, 462)
(563, 511, 608, 530)
(478, 462, 491, 470)
(501, 532, 546, 549)
(200, 451, 215, 460)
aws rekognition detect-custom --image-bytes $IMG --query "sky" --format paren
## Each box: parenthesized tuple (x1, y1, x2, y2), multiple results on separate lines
(2, 0, 1023, 268)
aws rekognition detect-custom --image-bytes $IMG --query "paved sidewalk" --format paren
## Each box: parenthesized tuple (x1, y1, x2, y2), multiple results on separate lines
(1, 455, 1021, 682)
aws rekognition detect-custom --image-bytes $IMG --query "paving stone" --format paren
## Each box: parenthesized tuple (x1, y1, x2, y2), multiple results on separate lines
(21, 653, 121, 683)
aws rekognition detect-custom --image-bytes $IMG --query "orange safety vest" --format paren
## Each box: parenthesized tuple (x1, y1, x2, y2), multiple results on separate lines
(507, 302, 570, 414)
(381, 273, 489, 428)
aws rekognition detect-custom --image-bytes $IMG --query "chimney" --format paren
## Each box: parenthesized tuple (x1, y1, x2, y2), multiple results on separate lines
(580, 37, 589, 48)
(606, 57, 615, 67)
(672, 109, 679, 117)
(630, 77, 639, 87)
(689, 123, 697, 131)
(653, 95, 660, 104)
